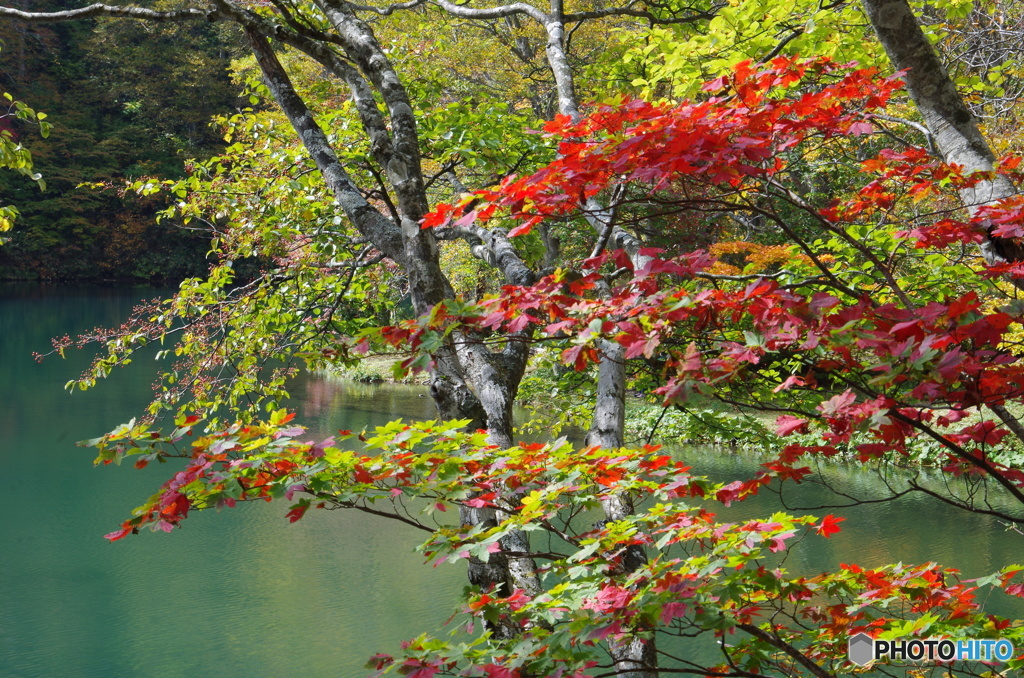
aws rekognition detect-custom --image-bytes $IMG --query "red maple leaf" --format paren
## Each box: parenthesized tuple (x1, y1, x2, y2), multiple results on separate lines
(815, 514, 845, 538)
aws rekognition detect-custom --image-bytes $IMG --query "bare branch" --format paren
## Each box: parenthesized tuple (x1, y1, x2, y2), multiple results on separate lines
(906, 479, 1024, 524)
(0, 2, 213, 22)
(348, 0, 427, 14)
(756, 25, 803, 63)
(588, 185, 625, 259)
(430, 0, 547, 23)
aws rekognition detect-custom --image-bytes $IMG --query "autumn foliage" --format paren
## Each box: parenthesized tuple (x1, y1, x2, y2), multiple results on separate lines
(88, 58, 1024, 676)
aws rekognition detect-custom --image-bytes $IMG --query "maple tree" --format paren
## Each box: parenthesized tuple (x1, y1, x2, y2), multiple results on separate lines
(6, 0, 1024, 675)
(75, 56, 1024, 676)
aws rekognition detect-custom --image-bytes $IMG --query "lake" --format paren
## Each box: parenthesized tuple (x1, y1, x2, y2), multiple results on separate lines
(1, 285, 1021, 677)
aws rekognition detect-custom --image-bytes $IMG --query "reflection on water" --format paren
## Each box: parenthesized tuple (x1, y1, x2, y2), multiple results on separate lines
(295, 372, 436, 433)
(2, 285, 1022, 678)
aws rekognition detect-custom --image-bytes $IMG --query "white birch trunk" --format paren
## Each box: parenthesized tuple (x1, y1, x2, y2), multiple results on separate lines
(861, 0, 1023, 266)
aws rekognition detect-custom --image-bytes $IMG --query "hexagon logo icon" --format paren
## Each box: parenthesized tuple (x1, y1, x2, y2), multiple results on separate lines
(848, 632, 875, 666)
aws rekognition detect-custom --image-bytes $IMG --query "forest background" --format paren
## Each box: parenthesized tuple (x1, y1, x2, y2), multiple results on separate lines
(0, 3, 238, 279)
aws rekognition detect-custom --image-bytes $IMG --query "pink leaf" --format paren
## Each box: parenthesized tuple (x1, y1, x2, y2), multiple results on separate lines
(847, 120, 875, 136)
(776, 415, 809, 436)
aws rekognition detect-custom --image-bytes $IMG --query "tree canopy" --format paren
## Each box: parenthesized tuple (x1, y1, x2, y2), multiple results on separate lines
(5, 0, 1024, 675)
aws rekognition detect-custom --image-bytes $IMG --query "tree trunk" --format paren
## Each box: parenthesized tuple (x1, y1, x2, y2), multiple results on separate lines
(245, 24, 543, 623)
(541, 6, 659, 667)
(585, 340, 658, 677)
(861, 0, 1024, 266)
(862, 0, 1024, 439)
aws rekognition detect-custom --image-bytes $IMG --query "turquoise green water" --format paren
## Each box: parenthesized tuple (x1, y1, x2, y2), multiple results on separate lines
(0, 286, 462, 678)
(2, 285, 1022, 677)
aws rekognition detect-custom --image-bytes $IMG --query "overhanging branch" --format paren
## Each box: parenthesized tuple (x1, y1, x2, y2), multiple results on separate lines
(0, 2, 212, 22)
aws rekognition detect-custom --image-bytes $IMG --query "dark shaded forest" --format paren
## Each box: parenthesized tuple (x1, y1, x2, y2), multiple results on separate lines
(0, 1, 240, 280)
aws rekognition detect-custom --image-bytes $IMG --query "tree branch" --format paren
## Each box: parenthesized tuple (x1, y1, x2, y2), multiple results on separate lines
(244, 28, 407, 265)
(348, 0, 427, 14)
(0, 2, 212, 22)
(563, 3, 721, 24)
(430, 0, 547, 24)
(736, 624, 837, 678)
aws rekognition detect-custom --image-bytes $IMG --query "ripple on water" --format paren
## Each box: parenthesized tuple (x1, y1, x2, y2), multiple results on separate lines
(5, 286, 1024, 677)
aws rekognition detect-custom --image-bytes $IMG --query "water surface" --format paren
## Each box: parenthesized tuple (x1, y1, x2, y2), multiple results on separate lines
(0, 286, 461, 678)
(2, 285, 1021, 677)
